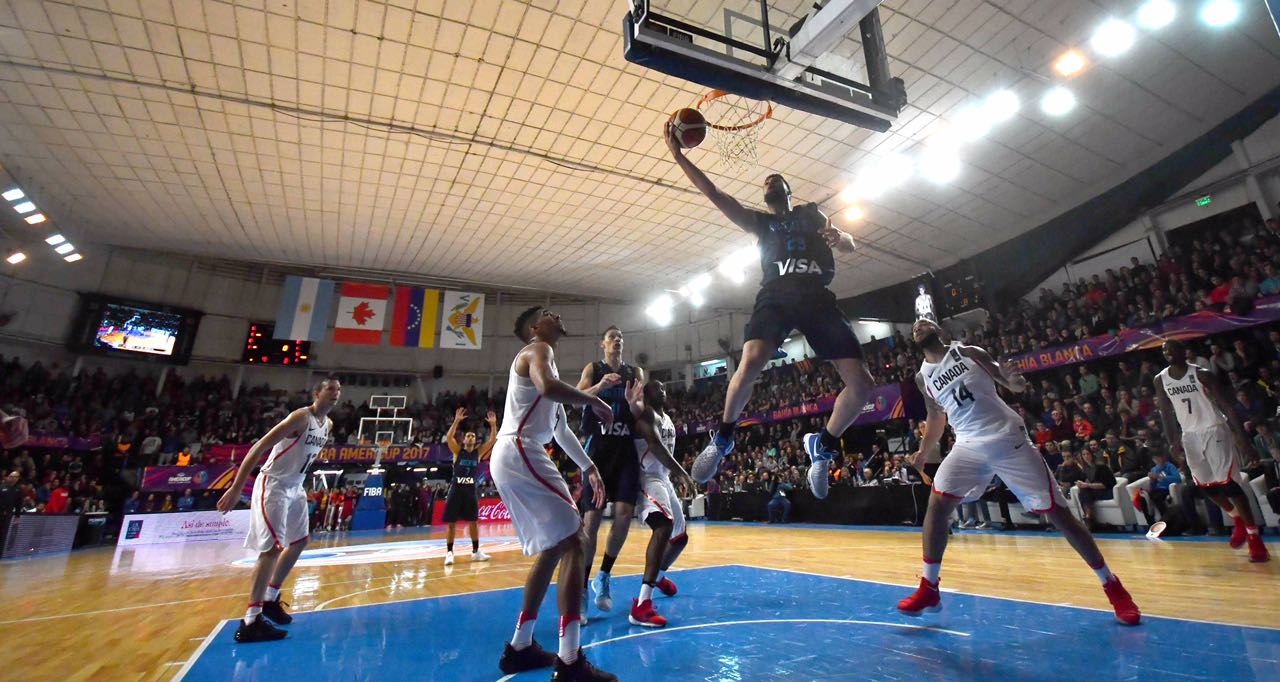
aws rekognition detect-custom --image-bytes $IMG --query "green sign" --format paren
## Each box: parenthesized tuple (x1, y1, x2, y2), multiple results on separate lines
(1195, 195, 1212, 207)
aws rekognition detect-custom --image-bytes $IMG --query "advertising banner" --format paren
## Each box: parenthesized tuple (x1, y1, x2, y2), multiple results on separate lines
(141, 465, 237, 492)
(206, 442, 452, 466)
(675, 382, 905, 436)
(117, 509, 253, 546)
(431, 497, 510, 525)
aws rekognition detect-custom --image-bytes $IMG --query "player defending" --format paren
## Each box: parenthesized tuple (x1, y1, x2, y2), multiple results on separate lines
(443, 407, 498, 566)
(577, 325, 643, 616)
(624, 379, 694, 628)
(492, 306, 617, 681)
(217, 376, 339, 642)
(665, 121, 873, 497)
(1155, 339, 1269, 562)
(898, 320, 1140, 625)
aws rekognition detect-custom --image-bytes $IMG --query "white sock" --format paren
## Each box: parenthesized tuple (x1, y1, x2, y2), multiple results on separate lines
(244, 602, 262, 625)
(639, 583, 654, 603)
(1247, 526, 1260, 535)
(265, 585, 281, 601)
(1090, 562, 1115, 584)
(559, 615, 580, 663)
(922, 558, 941, 585)
(511, 612, 536, 650)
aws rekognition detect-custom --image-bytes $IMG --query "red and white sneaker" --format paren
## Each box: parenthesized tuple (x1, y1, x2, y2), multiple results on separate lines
(656, 577, 678, 597)
(1247, 534, 1270, 563)
(1102, 577, 1141, 626)
(628, 599, 668, 628)
(897, 578, 941, 616)
(1229, 522, 1248, 549)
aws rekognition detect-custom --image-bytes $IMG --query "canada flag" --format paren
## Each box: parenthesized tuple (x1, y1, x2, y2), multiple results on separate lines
(333, 283, 390, 345)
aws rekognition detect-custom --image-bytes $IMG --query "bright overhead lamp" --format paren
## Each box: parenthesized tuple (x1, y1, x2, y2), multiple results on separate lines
(951, 106, 993, 142)
(12, 201, 35, 214)
(645, 294, 674, 326)
(45, 234, 65, 245)
(64, 253, 82, 263)
(843, 205, 866, 222)
(1040, 87, 1077, 116)
(918, 148, 962, 185)
(1091, 19, 1136, 57)
(1, 188, 23, 201)
(982, 90, 1020, 124)
(24, 213, 46, 224)
(688, 291, 705, 307)
(1199, 0, 1240, 27)
(880, 154, 916, 188)
(54, 242, 75, 254)
(718, 245, 758, 284)
(5, 252, 25, 265)
(1053, 50, 1087, 77)
(1136, 0, 1177, 29)
(839, 184, 862, 203)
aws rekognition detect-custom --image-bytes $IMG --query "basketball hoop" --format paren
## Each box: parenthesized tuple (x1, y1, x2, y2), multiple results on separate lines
(373, 436, 393, 469)
(695, 90, 773, 171)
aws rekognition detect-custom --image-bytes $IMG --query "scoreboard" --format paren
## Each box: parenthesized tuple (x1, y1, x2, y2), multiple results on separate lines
(242, 322, 311, 366)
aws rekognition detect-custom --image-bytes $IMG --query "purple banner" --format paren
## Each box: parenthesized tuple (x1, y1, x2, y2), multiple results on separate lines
(676, 383, 906, 436)
(141, 465, 238, 492)
(1008, 295, 1280, 374)
(317, 443, 453, 464)
(26, 432, 102, 451)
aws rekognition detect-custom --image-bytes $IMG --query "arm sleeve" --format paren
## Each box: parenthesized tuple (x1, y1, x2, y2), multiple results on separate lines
(553, 404, 594, 471)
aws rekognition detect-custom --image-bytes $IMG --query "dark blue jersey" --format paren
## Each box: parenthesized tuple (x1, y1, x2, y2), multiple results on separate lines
(580, 360, 638, 439)
(449, 449, 479, 498)
(749, 203, 835, 288)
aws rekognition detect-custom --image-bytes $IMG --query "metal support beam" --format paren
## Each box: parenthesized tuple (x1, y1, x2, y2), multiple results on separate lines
(771, 0, 883, 80)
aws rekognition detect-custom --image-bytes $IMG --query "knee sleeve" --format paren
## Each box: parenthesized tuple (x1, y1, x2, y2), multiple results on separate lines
(645, 512, 673, 531)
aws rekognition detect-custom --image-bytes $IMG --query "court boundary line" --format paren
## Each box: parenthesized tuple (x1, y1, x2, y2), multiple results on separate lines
(173, 619, 226, 681)
(730, 563, 1280, 632)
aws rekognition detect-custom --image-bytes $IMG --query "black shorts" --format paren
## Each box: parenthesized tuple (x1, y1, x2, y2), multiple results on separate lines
(744, 282, 863, 360)
(579, 437, 641, 511)
(442, 489, 478, 522)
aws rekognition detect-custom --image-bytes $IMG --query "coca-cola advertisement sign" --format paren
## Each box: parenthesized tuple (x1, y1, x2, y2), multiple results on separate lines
(432, 497, 509, 525)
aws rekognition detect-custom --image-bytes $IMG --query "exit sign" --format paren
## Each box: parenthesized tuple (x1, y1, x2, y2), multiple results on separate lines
(1195, 195, 1212, 207)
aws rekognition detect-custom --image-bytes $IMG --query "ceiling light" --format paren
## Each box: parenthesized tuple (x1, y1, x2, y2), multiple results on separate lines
(688, 291, 705, 307)
(843, 205, 866, 222)
(1091, 19, 1136, 57)
(918, 148, 962, 185)
(689, 273, 712, 292)
(645, 294, 674, 326)
(12, 201, 35, 214)
(1137, 0, 1177, 29)
(982, 90, 1020, 124)
(5, 252, 25, 265)
(839, 184, 862, 203)
(45, 234, 65, 245)
(1, 188, 23, 201)
(55, 242, 75, 254)
(24, 213, 46, 224)
(718, 245, 758, 284)
(1040, 87, 1077, 116)
(1199, 0, 1240, 27)
(1053, 50, 1087, 77)
(64, 253, 82, 263)
(951, 106, 993, 142)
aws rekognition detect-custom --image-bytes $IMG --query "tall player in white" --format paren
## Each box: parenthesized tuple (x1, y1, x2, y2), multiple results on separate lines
(492, 306, 616, 682)
(898, 320, 1141, 625)
(624, 379, 694, 628)
(1154, 339, 1269, 562)
(217, 376, 339, 643)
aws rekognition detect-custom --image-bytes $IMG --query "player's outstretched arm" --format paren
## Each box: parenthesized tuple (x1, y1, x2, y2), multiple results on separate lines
(445, 407, 465, 456)
(664, 120, 757, 232)
(1153, 376, 1185, 465)
(627, 381, 693, 487)
(1197, 368, 1256, 462)
(960, 345, 1027, 392)
(216, 409, 308, 513)
(910, 372, 948, 474)
(525, 343, 613, 425)
(552, 405, 606, 509)
(816, 209, 856, 254)
(479, 411, 498, 461)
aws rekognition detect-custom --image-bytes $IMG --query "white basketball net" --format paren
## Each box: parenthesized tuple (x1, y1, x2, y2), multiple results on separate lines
(696, 90, 773, 173)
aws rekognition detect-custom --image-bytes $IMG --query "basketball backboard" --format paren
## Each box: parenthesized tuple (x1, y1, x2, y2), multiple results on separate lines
(624, 0, 906, 131)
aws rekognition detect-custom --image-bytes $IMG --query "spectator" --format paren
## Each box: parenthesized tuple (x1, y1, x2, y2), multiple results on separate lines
(1233, 390, 1266, 424)
(46, 479, 70, 514)
(1073, 449, 1116, 530)
(1078, 365, 1100, 397)
(123, 490, 141, 515)
(1139, 452, 1182, 525)
(1252, 421, 1280, 463)
(765, 473, 792, 523)
(1073, 413, 1095, 441)
(177, 488, 195, 512)
(160, 494, 175, 512)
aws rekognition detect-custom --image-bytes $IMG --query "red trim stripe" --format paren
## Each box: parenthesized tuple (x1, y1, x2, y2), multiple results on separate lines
(258, 474, 282, 549)
(643, 491, 672, 520)
(931, 487, 964, 501)
(289, 535, 308, 546)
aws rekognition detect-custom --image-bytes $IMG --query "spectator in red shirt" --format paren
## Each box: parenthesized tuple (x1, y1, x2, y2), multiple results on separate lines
(1073, 413, 1095, 441)
(1034, 421, 1054, 448)
(46, 481, 70, 514)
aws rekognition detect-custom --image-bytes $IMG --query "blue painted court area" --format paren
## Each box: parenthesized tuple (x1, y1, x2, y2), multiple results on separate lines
(181, 565, 1280, 681)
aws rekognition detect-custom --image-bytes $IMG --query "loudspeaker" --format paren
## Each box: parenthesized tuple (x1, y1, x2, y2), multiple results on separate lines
(432, 365, 444, 379)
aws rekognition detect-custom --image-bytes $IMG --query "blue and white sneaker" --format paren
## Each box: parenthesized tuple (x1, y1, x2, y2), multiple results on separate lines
(691, 434, 734, 483)
(804, 432, 836, 500)
(591, 572, 613, 612)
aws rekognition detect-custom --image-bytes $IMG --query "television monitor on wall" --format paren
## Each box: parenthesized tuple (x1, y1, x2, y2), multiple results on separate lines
(67, 294, 202, 365)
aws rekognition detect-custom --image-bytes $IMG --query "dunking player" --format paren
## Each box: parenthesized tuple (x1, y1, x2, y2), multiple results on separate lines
(217, 376, 338, 642)
(624, 379, 693, 628)
(1155, 339, 1269, 562)
(492, 306, 616, 681)
(576, 325, 643, 617)
(665, 121, 873, 496)
(897, 320, 1140, 625)
(442, 407, 498, 566)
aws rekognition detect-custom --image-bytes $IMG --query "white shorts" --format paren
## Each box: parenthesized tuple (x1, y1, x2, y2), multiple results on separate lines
(933, 433, 1067, 514)
(245, 474, 308, 553)
(490, 437, 581, 556)
(637, 473, 685, 538)
(1182, 424, 1239, 486)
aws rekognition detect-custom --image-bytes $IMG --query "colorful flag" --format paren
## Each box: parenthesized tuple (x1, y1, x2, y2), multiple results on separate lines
(274, 276, 335, 341)
(440, 291, 484, 350)
(389, 287, 440, 348)
(333, 282, 390, 345)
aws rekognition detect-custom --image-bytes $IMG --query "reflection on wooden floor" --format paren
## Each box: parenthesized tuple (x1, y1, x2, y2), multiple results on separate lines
(3, 521, 1278, 680)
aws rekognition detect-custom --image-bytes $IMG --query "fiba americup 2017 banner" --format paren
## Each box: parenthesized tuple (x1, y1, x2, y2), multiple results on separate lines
(440, 291, 484, 349)
(1007, 295, 1280, 374)
(675, 382, 906, 437)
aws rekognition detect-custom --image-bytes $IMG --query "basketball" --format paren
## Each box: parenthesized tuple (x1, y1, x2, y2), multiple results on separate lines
(669, 107, 707, 149)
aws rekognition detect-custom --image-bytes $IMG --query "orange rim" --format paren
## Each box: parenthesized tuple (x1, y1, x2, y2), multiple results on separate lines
(695, 89, 773, 132)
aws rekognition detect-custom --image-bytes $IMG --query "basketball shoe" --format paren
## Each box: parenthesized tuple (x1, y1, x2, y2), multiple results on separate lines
(656, 576, 678, 597)
(444, 551, 455, 566)
(498, 640, 556, 674)
(1229, 521, 1247, 549)
(261, 598, 292, 625)
(1248, 534, 1270, 562)
(472, 549, 491, 562)
(591, 572, 613, 611)
(896, 577, 941, 616)
(551, 652, 617, 681)
(1102, 577, 1141, 625)
(803, 432, 835, 500)
(235, 615, 287, 643)
(629, 599, 668, 628)
(691, 433, 733, 483)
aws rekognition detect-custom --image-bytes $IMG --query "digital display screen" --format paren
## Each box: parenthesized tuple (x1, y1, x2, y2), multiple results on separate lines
(242, 323, 311, 366)
(94, 303, 183, 356)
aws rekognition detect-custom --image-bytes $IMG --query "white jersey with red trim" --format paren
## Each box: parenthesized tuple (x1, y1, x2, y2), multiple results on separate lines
(259, 409, 330, 485)
(634, 411, 676, 477)
(920, 343, 1024, 444)
(497, 351, 559, 444)
(1158, 364, 1225, 433)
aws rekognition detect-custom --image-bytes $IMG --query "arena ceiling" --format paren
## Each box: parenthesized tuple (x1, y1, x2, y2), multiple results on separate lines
(0, 1, 1278, 305)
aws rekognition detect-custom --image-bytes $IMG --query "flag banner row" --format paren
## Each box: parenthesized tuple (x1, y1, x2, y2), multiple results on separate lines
(273, 276, 482, 350)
